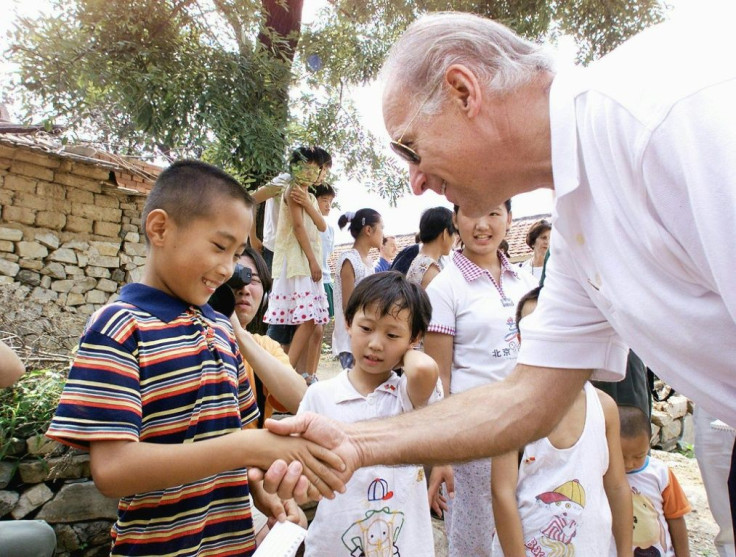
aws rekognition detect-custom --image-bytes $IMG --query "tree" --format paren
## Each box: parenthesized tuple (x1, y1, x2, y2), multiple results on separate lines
(4, 0, 665, 199)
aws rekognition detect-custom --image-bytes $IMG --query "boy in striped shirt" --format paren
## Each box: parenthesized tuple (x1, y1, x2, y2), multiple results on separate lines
(47, 160, 342, 556)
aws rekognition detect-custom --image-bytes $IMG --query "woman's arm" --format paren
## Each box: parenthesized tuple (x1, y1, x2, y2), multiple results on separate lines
(423, 332, 453, 399)
(286, 187, 321, 282)
(231, 317, 306, 414)
(491, 451, 527, 556)
(420, 264, 441, 290)
(599, 390, 633, 556)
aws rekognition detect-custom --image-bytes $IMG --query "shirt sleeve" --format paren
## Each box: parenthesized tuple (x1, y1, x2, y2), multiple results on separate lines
(662, 467, 691, 519)
(517, 233, 629, 381)
(426, 272, 457, 336)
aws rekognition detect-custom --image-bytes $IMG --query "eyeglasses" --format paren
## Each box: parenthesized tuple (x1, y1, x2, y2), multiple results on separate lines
(389, 83, 441, 165)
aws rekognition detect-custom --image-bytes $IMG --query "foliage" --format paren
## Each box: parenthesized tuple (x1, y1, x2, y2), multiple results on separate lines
(0, 369, 66, 459)
(3, 0, 666, 201)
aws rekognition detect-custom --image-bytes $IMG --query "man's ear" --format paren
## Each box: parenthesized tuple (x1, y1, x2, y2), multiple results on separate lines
(145, 209, 170, 247)
(444, 64, 482, 118)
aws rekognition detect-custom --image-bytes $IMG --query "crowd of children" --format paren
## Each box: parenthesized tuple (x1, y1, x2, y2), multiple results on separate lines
(35, 152, 707, 557)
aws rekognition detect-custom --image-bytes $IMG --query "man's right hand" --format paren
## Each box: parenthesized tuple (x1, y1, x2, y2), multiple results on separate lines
(254, 412, 361, 501)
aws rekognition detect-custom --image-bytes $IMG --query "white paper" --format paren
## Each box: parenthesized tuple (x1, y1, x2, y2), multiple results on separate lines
(252, 520, 308, 557)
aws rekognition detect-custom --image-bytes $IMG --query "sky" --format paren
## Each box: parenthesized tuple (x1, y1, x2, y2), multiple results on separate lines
(3, 0, 732, 243)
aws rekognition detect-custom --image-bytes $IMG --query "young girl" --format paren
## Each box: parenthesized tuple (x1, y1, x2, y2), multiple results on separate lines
(490, 291, 632, 556)
(331, 208, 383, 370)
(299, 272, 441, 557)
(265, 154, 330, 385)
(406, 206, 457, 289)
(424, 201, 538, 557)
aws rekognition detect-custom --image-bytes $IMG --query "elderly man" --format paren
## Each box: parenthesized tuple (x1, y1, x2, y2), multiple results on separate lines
(257, 11, 736, 527)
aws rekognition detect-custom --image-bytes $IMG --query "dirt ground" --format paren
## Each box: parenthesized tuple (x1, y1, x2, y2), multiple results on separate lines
(315, 355, 722, 556)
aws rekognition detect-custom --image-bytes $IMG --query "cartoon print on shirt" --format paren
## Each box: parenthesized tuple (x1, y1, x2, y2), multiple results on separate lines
(524, 479, 586, 557)
(631, 486, 664, 556)
(492, 317, 521, 359)
(340, 478, 404, 556)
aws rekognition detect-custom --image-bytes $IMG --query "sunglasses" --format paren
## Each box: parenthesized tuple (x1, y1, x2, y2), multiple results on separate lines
(389, 82, 442, 165)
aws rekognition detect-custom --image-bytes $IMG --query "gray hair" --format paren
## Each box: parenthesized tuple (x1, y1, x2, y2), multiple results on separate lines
(381, 12, 555, 114)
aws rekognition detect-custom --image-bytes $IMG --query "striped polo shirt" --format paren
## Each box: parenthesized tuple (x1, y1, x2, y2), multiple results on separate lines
(47, 283, 260, 556)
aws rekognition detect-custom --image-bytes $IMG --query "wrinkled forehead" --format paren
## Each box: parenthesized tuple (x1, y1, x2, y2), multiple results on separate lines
(382, 82, 418, 137)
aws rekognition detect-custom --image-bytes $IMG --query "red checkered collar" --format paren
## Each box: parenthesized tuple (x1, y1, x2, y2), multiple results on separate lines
(453, 249, 519, 283)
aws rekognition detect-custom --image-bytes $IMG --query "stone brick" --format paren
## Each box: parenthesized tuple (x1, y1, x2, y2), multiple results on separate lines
(40, 275, 51, 289)
(93, 220, 121, 237)
(680, 414, 695, 445)
(111, 268, 126, 282)
(64, 215, 93, 233)
(0, 188, 13, 205)
(68, 162, 112, 181)
(44, 261, 66, 279)
(0, 463, 15, 489)
(0, 240, 14, 252)
(90, 243, 121, 259)
(0, 491, 19, 517)
(12, 483, 54, 519)
(85, 266, 110, 279)
(18, 259, 44, 271)
(2, 205, 36, 225)
(12, 149, 62, 169)
(61, 240, 89, 250)
(17, 270, 41, 286)
(3, 253, 18, 262)
(48, 247, 77, 264)
(66, 187, 94, 204)
(0, 227, 23, 242)
(14, 191, 56, 211)
(93, 193, 120, 208)
(666, 395, 689, 420)
(96, 278, 118, 293)
(77, 252, 88, 267)
(86, 289, 108, 304)
(35, 231, 60, 249)
(121, 223, 139, 233)
(120, 202, 136, 210)
(52, 280, 76, 293)
(4, 173, 37, 193)
(71, 277, 97, 294)
(660, 419, 682, 442)
(123, 241, 147, 257)
(132, 256, 146, 266)
(64, 265, 84, 277)
(27, 435, 65, 456)
(72, 202, 122, 222)
(36, 180, 66, 199)
(87, 254, 119, 268)
(0, 145, 14, 158)
(54, 172, 102, 192)
(35, 211, 66, 230)
(36, 481, 118, 522)
(124, 231, 140, 243)
(17, 241, 48, 259)
(0, 157, 11, 170)
(0, 276, 13, 285)
(651, 409, 672, 428)
(0, 259, 20, 277)
(10, 160, 54, 182)
(30, 287, 58, 304)
(67, 292, 86, 306)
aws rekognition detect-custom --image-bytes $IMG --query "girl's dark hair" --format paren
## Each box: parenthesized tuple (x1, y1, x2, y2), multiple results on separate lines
(241, 245, 272, 295)
(344, 271, 432, 340)
(418, 206, 456, 243)
(337, 208, 382, 239)
(525, 219, 552, 248)
(453, 198, 511, 214)
(313, 183, 337, 198)
(288, 146, 332, 170)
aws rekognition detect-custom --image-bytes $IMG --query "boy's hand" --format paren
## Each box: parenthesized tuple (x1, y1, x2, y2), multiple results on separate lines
(428, 464, 454, 515)
(289, 186, 308, 207)
(309, 259, 322, 282)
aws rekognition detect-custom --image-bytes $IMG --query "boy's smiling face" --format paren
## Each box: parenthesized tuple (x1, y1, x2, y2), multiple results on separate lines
(144, 197, 252, 307)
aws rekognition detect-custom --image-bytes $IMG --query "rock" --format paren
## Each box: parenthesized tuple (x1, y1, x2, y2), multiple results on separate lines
(17, 241, 49, 259)
(17, 269, 41, 287)
(0, 462, 16, 488)
(30, 287, 58, 304)
(73, 520, 114, 548)
(0, 491, 19, 517)
(85, 289, 108, 304)
(36, 481, 118, 522)
(680, 414, 695, 445)
(124, 231, 140, 243)
(20, 454, 90, 484)
(35, 232, 60, 249)
(48, 248, 78, 265)
(85, 266, 111, 279)
(666, 395, 689, 419)
(89, 241, 120, 257)
(651, 409, 673, 428)
(44, 262, 67, 279)
(70, 277, 97, 294)
(123, 242, 146, 257)
(0, 258, 20, 277)
(5, 437, 27, 457)
(12, 483, 54, 519)
(110, 269, 125, 282)
(96, 278, 118, 293)
(0, 227, 23, 241)
(54, 523, 81, 552)
(660, 419, 682, 442)
(87, 254, 120, 268)
(27, 435, 65, 457)
(52, 280, 76, 293)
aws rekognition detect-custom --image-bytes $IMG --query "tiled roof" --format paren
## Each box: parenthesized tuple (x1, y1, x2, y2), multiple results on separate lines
(327, 211, 552, 276)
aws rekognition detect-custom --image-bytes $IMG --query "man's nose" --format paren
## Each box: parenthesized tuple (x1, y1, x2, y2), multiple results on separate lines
(409, 166, 428, 196)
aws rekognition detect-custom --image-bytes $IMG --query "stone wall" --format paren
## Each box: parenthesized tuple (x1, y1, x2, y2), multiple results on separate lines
(0, 435, 117, 556)
(650, 393, 695, 452)
(0, 142, 154, 348)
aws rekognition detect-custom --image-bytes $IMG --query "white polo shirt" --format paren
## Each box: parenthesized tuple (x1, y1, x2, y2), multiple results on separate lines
(427, 251, 538, 394)
(517, 18, 736, 426)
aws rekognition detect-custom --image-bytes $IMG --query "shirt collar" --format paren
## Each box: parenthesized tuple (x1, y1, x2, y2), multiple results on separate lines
(453, 250, 519, 283)
(626, 455, 650, 475)
(549, 68, 587, 199)
(118, 283, 218, 323)
(332, 369, 403, 404)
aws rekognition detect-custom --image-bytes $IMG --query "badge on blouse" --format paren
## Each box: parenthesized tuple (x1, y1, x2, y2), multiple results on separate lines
(501, 297, 514, 307)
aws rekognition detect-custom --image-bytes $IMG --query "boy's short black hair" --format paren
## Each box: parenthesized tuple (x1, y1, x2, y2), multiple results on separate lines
(313, 183, 336, 198)
(515, 286, 542, 330)
(288, 146, 332, 171)
(344, 271, 432, 340)
(618, 405, 652, 439)
(142, 160, 253, 242)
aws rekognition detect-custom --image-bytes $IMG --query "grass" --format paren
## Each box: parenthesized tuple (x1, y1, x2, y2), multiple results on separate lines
(0, 369, 66, 459)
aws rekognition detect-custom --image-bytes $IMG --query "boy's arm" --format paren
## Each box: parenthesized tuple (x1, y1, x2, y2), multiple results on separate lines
(491, 450, 527, 556)
(0, 340, 25, 387)
(287, 189, 322, 282)
(231, 318, 306, 414)
(667, 516, 690, 557)
(598, 390, 633, 556)
(423, 332, 453, 399)
(289, 188, 326, 232)
(89, 428, 345, 500)
(252, 183, 283, 204)
(402, 349, 439, 409)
